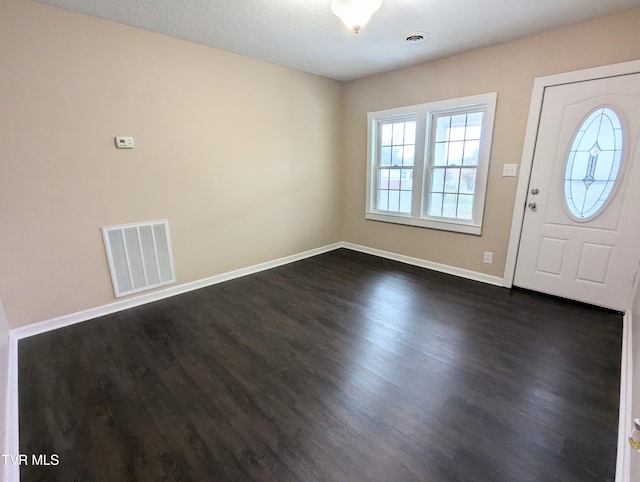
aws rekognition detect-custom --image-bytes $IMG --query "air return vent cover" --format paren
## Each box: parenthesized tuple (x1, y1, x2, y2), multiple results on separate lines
(102, 220, 176, 298)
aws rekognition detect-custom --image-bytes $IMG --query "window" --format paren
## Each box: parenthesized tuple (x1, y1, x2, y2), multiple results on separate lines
(375, 118, 416, 213)
(564, 106, 623, 221)
(366, 93, 497, 235)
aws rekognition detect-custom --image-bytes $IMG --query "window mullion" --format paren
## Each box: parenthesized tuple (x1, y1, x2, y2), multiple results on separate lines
(422, 111, 438, 218)
(411, 113, 427, 218)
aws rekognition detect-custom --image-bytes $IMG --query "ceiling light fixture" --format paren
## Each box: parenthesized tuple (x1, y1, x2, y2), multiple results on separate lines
(331, 0, 382, 33)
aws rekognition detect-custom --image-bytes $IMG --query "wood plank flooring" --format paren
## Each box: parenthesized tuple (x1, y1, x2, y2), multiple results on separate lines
(19, 249, 622, 481)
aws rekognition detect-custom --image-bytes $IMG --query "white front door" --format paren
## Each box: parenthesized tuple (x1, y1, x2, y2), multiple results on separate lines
(514, 72, 640, 311)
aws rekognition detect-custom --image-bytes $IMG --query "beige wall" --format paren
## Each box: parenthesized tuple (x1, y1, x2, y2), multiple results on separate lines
(0, 0, 343, 328)
(342, 8, 640, 277)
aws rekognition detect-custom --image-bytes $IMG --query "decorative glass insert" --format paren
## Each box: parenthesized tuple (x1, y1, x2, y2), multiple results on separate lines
(564, 107, 623, 220)
(428, 110, 484, 220)
(376, 119, 416, 213)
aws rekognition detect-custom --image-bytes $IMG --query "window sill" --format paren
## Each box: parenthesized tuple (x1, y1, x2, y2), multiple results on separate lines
(365, 212, 482, 235)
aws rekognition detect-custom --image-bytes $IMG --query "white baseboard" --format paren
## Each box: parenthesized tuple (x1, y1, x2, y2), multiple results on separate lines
(12, 243, 342, 341)
(5, 334, 19, 482)
(341, 242, 504, 286)
(13, 241, 505, 341)
(617, 310, 632, 482)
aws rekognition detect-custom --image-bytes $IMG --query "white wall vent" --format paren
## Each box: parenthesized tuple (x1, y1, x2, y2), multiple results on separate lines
(102, 220, 176, 298)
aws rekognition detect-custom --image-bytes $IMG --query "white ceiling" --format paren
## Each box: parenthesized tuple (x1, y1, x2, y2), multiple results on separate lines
(36, 0, 640, 81)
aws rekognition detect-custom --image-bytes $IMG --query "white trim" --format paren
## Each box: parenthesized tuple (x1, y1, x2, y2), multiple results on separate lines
(366, 92, 497, 236)
(13, 243, 342, 340)
(365, 212, 482, 235)
(5, 333, 19, 482)
(504, 59, 640, 289)
(342, 242, 504, 286)
(616, 310, 633, 482)
(503, 76, 546, 287)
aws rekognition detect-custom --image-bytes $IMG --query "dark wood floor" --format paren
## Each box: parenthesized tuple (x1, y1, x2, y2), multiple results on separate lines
(20, 249, 622, 481)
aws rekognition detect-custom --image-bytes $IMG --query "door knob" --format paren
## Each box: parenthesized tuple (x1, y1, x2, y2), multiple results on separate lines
(528, 202, 537, 209)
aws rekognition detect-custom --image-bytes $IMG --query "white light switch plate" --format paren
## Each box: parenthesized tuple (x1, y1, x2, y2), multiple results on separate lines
(115, 136, 135, 149)
(502, 164, 517, 177)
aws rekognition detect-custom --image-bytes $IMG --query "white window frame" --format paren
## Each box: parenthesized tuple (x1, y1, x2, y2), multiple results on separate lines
(366, 92, 497, 235)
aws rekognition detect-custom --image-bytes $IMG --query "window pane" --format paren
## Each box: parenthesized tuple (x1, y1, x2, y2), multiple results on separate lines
(566, 180, 586, 215)
(400, 169, 413, 190)
(452, 114, 467, 126)
(448, 127, 466, 142)
(433, 142, 448, 166)
(429, 193, 443, 216)
(389, 190, 400, 212)
(393, 123, 405, 145)
(381, 123, 393, 145)
(594, 151, 614, 179)
(388, 169, 401, 189)
(449, 115, 467, 140)
(457, 195, 474, 220)
(570, 151, 589, 180)
(436, 116, 450, 142)
(463, 140, 480, 166)
(444, 168, 460, 193)
(465, 125, 482, 140)
(442, 194, 458, 217)
(465, 112, 484, 141)
(403, 145, 415, 166)
(378, 168, 390, 189)
(459, 168, 477, 194)
(583, 180, 606, 215)
(466, 112, 484, 128)
(391, 146, 403, 166)
(380, 146, 392, 166)
(431, 168, 445, 192)
(578, 116, 601, 151)
(448, 141, 464, 166)
(405, 121, 416, 144)
(377, 190, 389, 211)
(399, 191, 412, 213)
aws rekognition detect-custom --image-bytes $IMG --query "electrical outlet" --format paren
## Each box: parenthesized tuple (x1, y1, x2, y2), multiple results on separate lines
(483, 251, 493, 264)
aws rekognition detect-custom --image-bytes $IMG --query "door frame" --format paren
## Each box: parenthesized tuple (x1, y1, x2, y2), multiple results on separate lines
(503, 59, 640, 307)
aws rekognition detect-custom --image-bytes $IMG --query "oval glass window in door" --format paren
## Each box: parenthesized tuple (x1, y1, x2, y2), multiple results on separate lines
(564, 107, 623, 220)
